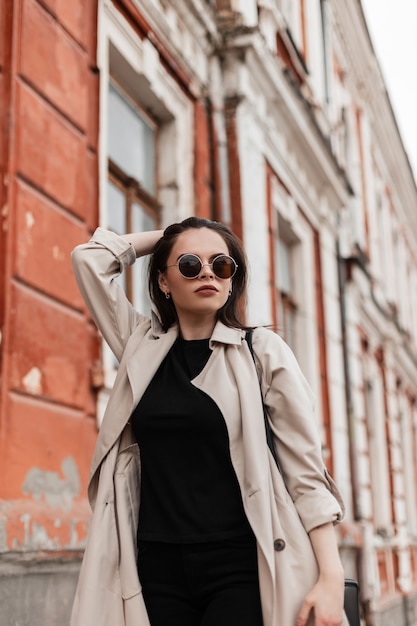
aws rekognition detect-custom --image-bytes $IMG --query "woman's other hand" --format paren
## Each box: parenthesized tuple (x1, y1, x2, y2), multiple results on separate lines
(297, 521, 345, 626)
(295, 572, 344, 626)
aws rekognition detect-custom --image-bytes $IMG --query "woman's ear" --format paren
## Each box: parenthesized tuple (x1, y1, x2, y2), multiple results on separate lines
(158, 270, 168, 293)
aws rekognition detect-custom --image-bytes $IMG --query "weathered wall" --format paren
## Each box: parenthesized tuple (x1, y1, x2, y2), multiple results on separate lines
(0, 0, 99, 571)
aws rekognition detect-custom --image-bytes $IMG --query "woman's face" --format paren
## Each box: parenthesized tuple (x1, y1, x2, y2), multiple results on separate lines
(158, 228, 233, 325)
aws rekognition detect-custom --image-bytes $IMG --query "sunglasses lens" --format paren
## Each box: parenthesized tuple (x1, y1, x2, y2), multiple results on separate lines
(213, 255, 236, 279)
(178, 254, 202, 278)
(175, 254, 237, 279)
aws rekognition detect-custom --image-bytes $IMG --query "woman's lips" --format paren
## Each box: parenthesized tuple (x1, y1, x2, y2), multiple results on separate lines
(195, 285, 218, 293)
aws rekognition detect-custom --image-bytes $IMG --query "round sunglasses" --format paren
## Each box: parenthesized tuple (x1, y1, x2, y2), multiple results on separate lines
(166, 253, 238, 279)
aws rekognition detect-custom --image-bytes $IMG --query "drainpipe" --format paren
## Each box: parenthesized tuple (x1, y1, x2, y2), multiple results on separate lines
(208, 72, 232, 226)
(337, 238, 361, 519)
(336, 237, 372, 625)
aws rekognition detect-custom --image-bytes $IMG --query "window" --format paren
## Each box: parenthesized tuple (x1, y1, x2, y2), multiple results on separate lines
(265, 165, 324, 422)
(266, 169, 305, 355)
(276, 0, 308, 86)
(107, 81, 160, 311)
(400, 393, 417, 537)
(275, 236, 297, 347)
(108, 82, 155, 193)
(331, 57, 348, 170)
(97, 0, 195, 425)
(281, 0, 306, 54)
(365, 366, 392, 535)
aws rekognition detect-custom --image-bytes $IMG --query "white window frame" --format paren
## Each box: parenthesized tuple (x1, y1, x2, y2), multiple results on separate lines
(400, 392, 417, 538)
(269, 176, 321, 416)
(275, 223, 298, 349)
(364, 358, 393, 536)
(281, 0, 304, 51)
(96, 0, 194, 425)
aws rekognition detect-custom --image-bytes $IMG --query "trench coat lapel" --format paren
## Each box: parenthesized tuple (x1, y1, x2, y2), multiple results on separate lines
(125, 323, 178, 406)
(89, 322, 179, 485)
(192, 326, 277, 584)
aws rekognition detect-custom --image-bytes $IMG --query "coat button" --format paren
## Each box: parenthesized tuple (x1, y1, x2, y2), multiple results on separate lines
(273, 538, 286, 551)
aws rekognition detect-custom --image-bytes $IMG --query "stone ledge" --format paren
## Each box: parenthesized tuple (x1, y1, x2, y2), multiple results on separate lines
(0, 553, 82, 626)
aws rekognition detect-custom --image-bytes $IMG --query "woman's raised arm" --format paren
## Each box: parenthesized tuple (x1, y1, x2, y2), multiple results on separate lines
(120, 230, 164, 258)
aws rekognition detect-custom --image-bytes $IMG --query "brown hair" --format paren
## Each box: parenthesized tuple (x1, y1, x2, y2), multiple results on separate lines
(148, 217, 248, 330)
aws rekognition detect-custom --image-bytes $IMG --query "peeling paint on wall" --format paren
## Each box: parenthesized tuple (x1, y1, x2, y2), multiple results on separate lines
(1, 203, 8, 233)
(52, 245, 65, 261)
(19, 514, 61, 550)
(0, 499, 92, 551)
(22, 457, 80, 511)
(68, 519, 82, 549)
(22, 366, 43, 394)
(25, 210, 35, 229)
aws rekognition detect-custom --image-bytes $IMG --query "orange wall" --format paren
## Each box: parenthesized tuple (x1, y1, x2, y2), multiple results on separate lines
(0, 0, 99, 552)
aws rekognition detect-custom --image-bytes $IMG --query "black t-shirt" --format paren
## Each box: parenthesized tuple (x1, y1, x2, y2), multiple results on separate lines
(131, 337, 252, 543)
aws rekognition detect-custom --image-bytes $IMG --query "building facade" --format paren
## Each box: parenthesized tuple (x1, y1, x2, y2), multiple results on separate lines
(1, 1, 417, 624)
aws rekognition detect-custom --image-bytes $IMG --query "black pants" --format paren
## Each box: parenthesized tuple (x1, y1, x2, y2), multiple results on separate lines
(137, 534, 264, 626)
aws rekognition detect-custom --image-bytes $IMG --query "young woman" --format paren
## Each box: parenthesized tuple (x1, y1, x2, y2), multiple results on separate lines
(71, 217, 348, 626)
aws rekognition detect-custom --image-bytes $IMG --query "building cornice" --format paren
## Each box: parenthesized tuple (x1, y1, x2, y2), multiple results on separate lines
(109, 0, 218, 96)
(215, 27, 353, 212)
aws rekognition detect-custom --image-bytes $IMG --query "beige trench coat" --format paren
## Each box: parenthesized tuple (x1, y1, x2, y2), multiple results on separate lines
(70, 228, 347, 626)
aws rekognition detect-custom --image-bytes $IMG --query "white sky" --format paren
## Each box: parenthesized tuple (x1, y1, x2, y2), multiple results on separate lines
(361, 0, 417, 183)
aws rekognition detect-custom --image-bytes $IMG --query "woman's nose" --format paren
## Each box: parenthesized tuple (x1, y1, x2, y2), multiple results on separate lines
(199, 262, 214, 277)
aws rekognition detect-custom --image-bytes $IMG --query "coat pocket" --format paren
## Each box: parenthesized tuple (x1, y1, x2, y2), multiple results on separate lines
(115, 443, 141, 531)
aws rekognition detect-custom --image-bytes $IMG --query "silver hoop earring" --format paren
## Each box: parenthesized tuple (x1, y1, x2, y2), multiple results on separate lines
(165, 292, 171, 299)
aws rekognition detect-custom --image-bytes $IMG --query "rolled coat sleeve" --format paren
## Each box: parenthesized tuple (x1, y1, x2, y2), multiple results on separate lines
(71, 227, 145, 362)
(253, 328, 344, 532)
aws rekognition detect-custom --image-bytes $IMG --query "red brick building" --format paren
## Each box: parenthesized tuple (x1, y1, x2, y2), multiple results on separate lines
(0, 1, 224, 621)
(0, 0, 100, 618)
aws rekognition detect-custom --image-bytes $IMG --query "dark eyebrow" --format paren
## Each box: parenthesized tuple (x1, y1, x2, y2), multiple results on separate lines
(175, 252, 227, 262)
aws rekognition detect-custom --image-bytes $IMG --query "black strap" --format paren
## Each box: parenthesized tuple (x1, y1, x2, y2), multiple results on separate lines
(245, 330, 281, 471)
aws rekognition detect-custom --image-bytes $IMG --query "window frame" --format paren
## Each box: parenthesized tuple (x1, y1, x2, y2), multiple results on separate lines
(275, 234, 298, 348)
(364, 358, 393, 536)
(96, 0, 195, 426)
(108, 158, 161, 303)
